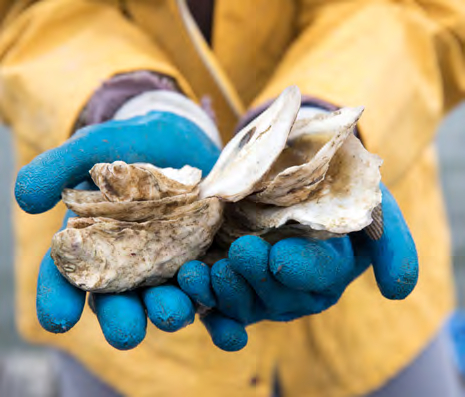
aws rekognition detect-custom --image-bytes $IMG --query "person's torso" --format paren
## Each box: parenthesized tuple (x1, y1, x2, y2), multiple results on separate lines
(10, 1, 454, 396)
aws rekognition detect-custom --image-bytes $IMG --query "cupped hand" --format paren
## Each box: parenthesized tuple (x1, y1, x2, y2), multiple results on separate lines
(16, 112, 220, 350)
(178, 184, 419, 352)
(37, 204, 199, 350)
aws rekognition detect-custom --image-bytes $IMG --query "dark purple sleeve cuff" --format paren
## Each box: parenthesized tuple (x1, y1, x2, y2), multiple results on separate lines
(235, 95, 361, 140)
(73, 71, 182, 131)
(235, 95, 339, 132)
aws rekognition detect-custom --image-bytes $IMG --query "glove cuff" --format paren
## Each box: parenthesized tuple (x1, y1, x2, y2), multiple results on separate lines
(113, 90, 222, 148)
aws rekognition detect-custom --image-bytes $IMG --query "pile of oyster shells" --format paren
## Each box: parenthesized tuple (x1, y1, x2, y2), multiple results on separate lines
(51, 86, 383, 293)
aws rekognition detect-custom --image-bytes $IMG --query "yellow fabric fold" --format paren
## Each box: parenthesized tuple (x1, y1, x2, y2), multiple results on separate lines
(0, 0, 196, 152)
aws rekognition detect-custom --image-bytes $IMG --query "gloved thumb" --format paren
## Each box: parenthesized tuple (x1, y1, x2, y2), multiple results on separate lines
(353, 183, 418, 300)
(15, 112, 220, 214)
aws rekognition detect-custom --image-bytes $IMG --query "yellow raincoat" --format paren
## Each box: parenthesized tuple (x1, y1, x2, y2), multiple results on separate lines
(1, 1, 464, 396)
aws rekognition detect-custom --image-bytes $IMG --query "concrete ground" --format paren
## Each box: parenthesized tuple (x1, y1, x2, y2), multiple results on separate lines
(0, 103, 464, 394)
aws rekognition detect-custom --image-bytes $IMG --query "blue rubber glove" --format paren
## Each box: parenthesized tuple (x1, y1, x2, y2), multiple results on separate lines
(178, 184, 419, 351)
(16, 111, 220, 350)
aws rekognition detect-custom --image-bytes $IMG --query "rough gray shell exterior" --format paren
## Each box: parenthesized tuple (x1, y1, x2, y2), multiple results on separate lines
(51, 198, 223, 293)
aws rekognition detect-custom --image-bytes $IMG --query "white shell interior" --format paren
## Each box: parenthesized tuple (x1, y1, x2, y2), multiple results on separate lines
(199, 85, 301, 201)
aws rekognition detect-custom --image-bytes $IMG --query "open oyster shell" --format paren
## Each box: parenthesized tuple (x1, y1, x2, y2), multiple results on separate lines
(51, 86, 382, 293)
(218, 134, 382, 244)
(250, 107, 365, 206)
(199, 85, 301, 201)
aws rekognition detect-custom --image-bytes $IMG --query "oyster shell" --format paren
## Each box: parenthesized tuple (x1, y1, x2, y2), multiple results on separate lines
(51, 85, 382, 293)
(218, 134, 382, 243)
(91, 161, 201, 202)
(250, 107, 364, 206)
(62, 188, 198, 222)
(51, 198, 223, 293)
(199, 85, 301, 201)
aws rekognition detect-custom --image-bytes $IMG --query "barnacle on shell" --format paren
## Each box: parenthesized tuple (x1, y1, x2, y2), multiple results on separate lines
(51, 85, 382, 293)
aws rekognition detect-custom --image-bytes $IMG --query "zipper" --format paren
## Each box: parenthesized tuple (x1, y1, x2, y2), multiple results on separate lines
(175, 0, 244, 119)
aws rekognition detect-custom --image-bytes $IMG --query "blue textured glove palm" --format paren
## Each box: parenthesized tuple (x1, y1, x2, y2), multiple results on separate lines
(16, 111, 418, 353)
(16, 112, 220, 350)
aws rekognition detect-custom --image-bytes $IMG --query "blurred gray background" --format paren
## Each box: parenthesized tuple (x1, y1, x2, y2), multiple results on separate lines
(0, 104, 464, 394)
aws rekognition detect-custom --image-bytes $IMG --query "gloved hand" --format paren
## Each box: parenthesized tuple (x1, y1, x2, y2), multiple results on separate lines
(178, 183, 419, 351)
(15, 108, 221, 350)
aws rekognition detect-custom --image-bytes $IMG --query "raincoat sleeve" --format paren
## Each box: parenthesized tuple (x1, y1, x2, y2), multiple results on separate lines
(252, 0, 465, 184)
(0, 0, 195, 152)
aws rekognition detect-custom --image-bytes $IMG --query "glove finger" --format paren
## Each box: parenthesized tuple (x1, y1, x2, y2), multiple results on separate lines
(93, 292, 147, 350)
(15, 133, 105, 215)
(228, 236, 313, 312)
(227, 236, 275, 298)
(225, 238, 338, 320)
(353, 183, 418, 300)
(141, 285, 195, 333)
(36, 207, 88, 333)
(210, 259, 258, 324)
(269, 237, 356, 294)
(201, 311, 248, 352)
(15, 114, 219, 215)
(270, 291, 342, 321)
(177, 260, 216, 308)
(36, 249, 86, 333)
